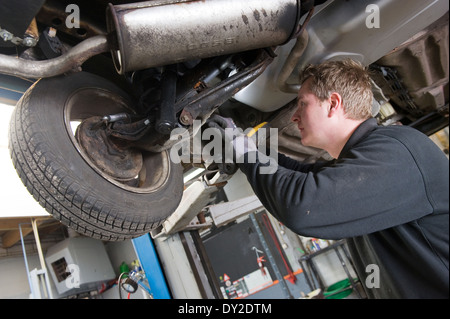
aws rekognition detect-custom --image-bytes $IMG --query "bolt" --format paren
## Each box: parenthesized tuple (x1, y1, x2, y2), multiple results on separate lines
(180, 113, 192, 125)
(156, 121, 173, 135)
(22, 37, 37, 47)
(1, 30, 13, 42)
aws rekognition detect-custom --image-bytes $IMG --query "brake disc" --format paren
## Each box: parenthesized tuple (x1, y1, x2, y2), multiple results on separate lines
(75, 116, 143, 181)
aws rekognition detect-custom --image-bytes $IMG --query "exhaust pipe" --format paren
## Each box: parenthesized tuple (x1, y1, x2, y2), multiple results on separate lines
(107, 0, 299, 74)
(0, 35, 109, 79)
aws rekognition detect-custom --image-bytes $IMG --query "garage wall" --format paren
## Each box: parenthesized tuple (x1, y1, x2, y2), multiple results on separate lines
(0, 103, 50, 218)
(104, 239, 139, 278)
(0, 254, 41, 299)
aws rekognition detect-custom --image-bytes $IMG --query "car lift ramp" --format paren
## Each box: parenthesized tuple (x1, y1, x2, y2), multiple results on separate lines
(132, 171, 278, 299)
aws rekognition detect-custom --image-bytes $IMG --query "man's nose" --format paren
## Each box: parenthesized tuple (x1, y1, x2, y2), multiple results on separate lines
(291, 110, 300, 123)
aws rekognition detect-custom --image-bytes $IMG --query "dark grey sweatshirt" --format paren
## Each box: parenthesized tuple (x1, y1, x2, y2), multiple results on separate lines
(238, 118, 449, 298)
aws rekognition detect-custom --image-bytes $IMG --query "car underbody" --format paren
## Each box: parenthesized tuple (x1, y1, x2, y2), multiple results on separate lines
(0, 0, 448, 240)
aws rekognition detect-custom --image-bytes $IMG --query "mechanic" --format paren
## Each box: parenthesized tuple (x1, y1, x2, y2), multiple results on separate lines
(208, 59, 449, 299)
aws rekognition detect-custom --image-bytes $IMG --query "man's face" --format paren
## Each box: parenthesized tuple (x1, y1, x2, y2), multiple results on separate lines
(291, 78, 330, 149)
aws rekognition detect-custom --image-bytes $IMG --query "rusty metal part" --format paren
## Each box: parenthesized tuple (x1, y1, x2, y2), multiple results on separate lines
(0, 21, 39, 47)
(277, 29, 309, 94)
(106, 0, 298, 73)
(36, 1, 106, 39)
(24, 18, 39, 44)
(179, 50, 274, 125)
(0, 35, 109, 78)
(75, 116, 143, 181)
(277, 8, 313, 94)
(130, 50, 274, 154)
(107, 117, 152, 142)
(372, 14, 449, 117)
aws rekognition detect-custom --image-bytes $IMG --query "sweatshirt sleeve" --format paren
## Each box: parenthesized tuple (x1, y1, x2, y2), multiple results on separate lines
(238, 138, 436, 239)
(277, 152, 328, 172)
(277, 152, 314, 172)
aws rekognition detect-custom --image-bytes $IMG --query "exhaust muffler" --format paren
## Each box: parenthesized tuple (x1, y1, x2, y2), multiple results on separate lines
(107, 0, 299, 74)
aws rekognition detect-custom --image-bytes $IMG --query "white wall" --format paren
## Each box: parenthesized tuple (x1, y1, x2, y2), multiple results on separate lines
(104, 240, 139, 277)
(0, 103, 49, 218)
(0, 254, 41, 299)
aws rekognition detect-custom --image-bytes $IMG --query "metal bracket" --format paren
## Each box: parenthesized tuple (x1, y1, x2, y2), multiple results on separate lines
(0, 26, 38, 47)
(151, 174, 225, 239)
(151, 173, 267, 238)
(178, 50, 274, 125)
(208, 195, 264, 228)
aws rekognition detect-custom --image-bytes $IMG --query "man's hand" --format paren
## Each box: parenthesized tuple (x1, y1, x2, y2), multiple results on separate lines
(206, 114, 257, 161)
(206, 114, 237, 141)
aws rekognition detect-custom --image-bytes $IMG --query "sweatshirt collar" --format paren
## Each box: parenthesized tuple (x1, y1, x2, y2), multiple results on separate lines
(338, 118, 378, 159)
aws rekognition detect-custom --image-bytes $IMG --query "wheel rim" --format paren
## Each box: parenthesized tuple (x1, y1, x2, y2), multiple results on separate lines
(64, 87, 171, 194)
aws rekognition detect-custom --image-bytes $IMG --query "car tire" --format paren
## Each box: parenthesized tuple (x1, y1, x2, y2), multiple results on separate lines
(8, 72, 183, 240)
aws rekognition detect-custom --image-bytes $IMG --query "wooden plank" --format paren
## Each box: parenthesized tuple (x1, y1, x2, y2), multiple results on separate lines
(0, 217, 52, 248)
(2, 227, 33, 248)
(0, 216, 51, 231)
(0, 217, 34, 230)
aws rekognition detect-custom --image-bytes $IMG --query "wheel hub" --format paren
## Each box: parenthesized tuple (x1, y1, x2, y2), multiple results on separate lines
(75, 116, 143, 181)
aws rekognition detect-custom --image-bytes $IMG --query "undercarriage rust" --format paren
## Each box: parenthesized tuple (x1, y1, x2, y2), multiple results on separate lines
(179, 50, 274, 126)
(371, 14, 449, 117)
(75, 116, 143, 181)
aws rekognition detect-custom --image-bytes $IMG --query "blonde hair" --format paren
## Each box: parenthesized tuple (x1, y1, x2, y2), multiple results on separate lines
(300, 59, 373, 120)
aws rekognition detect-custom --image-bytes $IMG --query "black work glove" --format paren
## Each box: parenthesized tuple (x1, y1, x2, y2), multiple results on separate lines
(206, 115, 237, 138)
(206, 115, 257, 162)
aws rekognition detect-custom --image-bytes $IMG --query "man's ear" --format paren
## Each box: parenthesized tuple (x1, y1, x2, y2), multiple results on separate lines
(328, 92, 342, 117)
